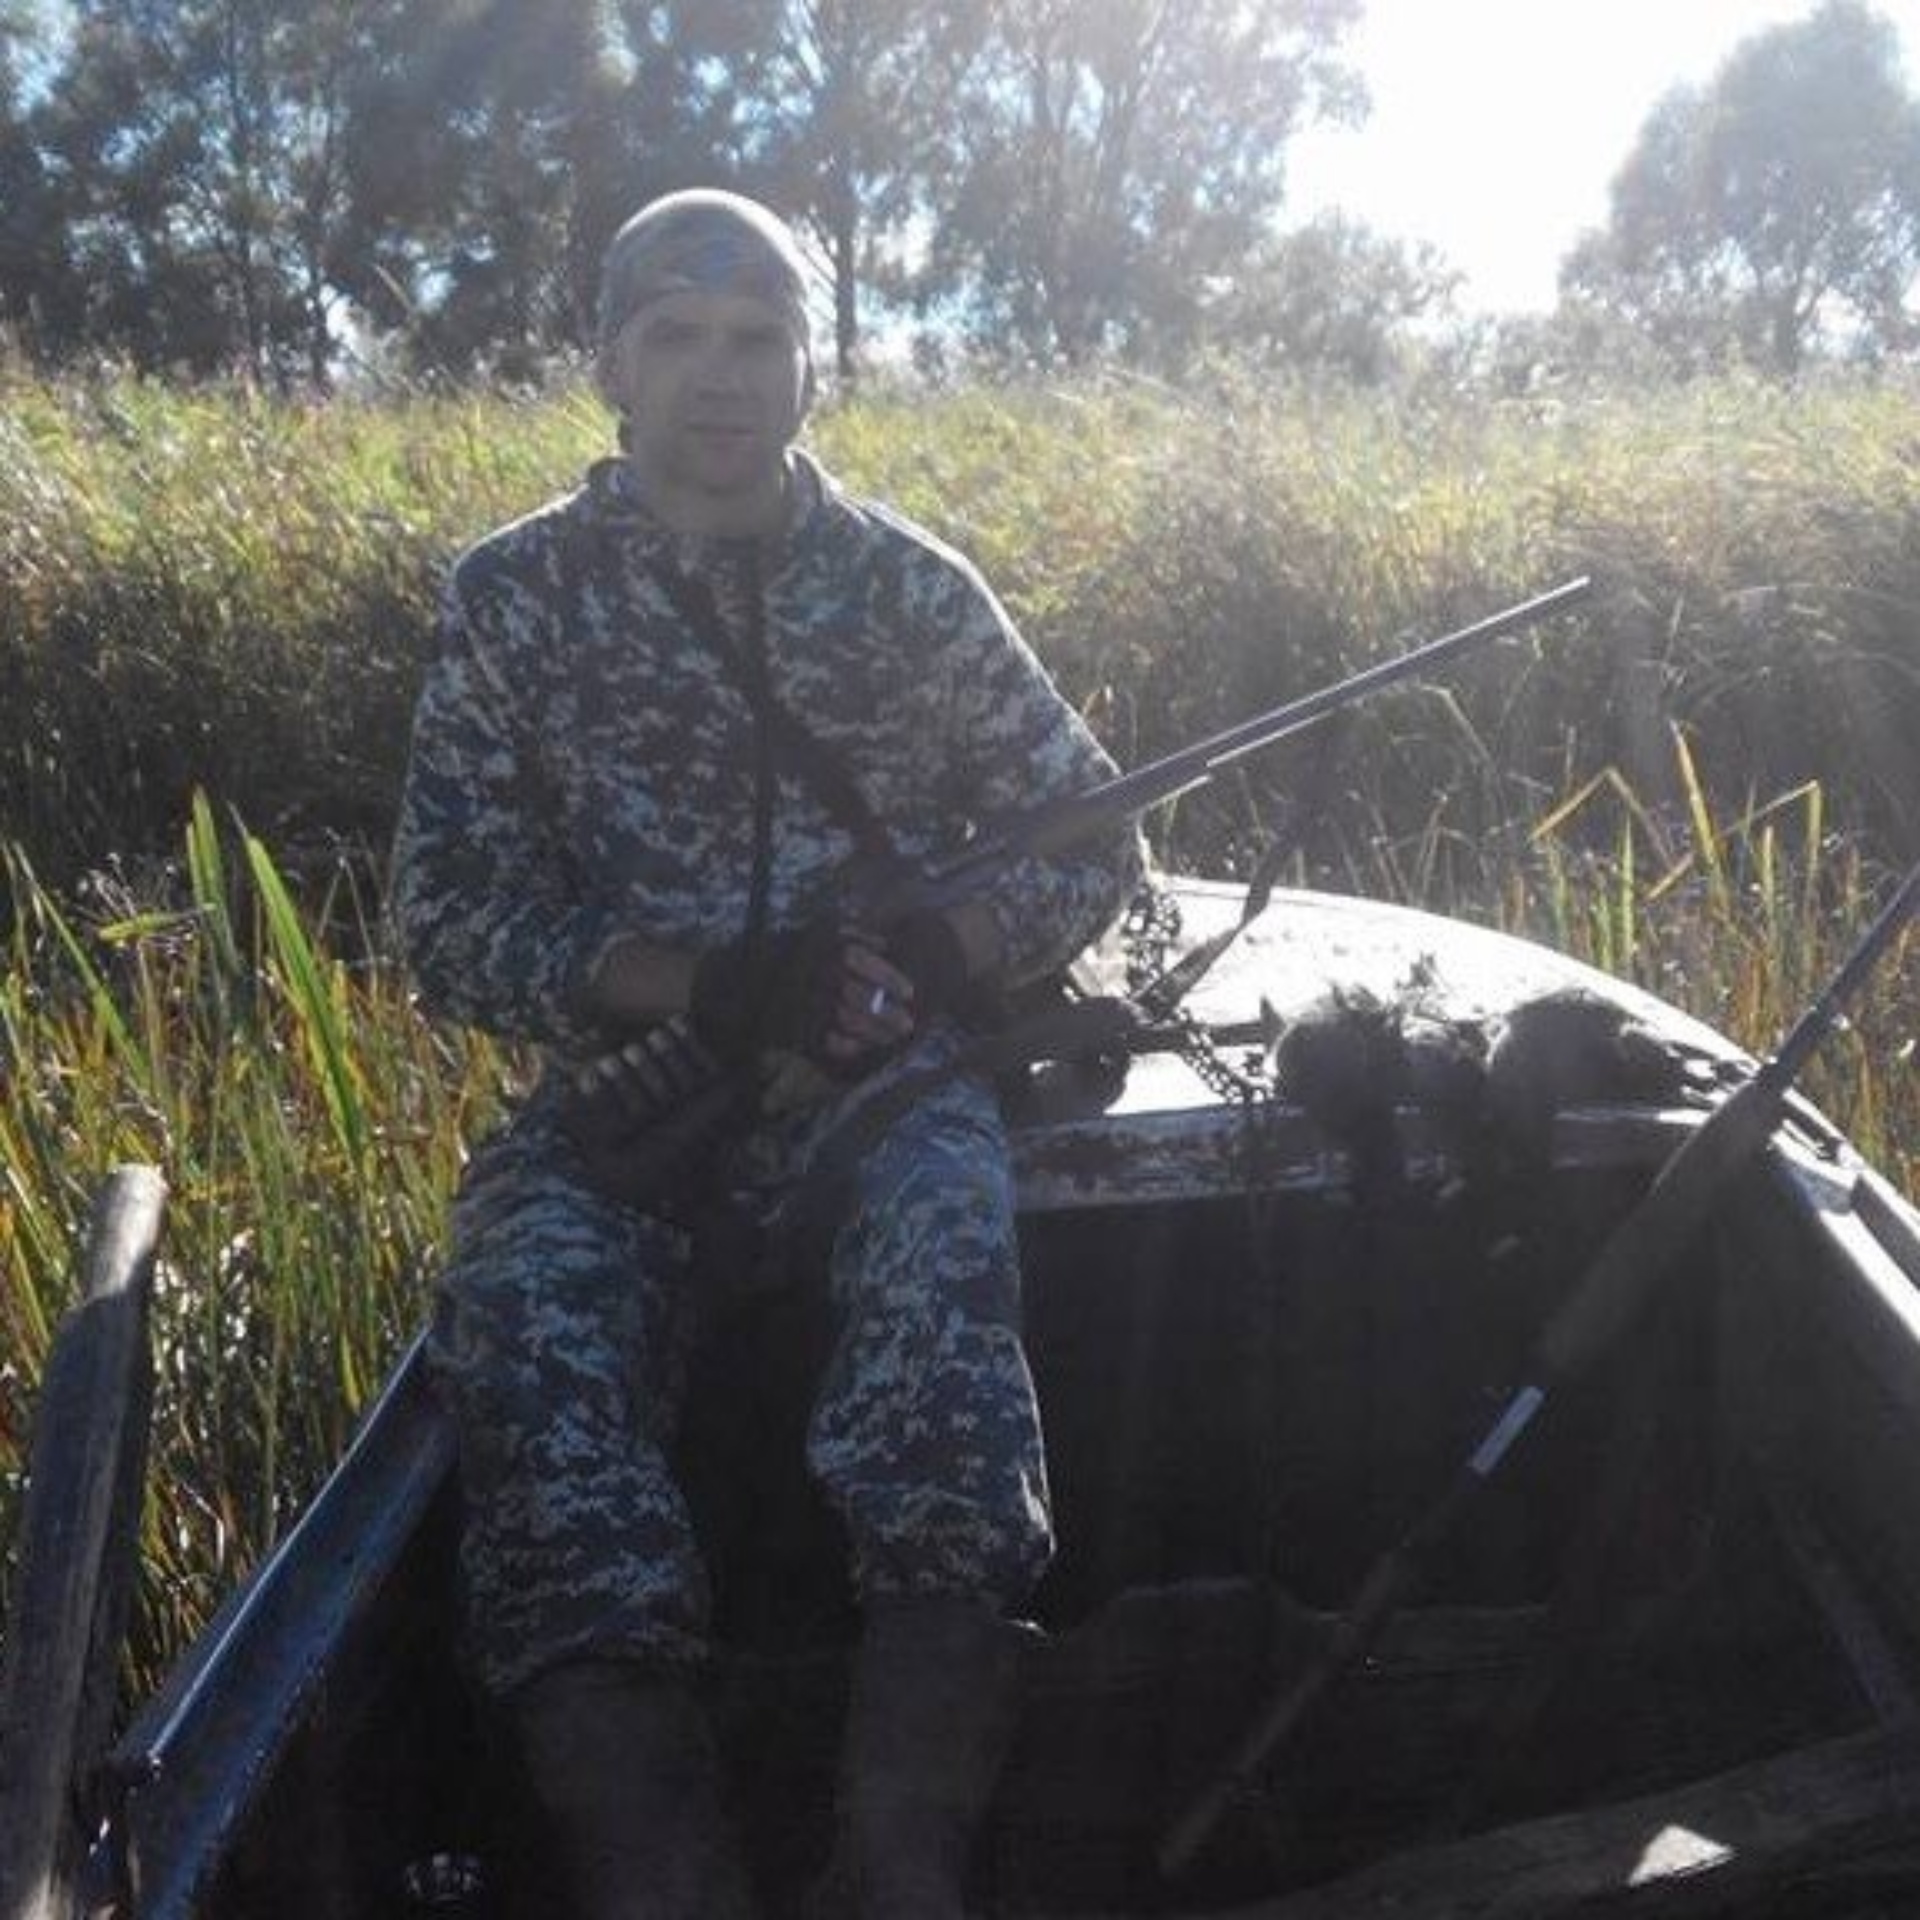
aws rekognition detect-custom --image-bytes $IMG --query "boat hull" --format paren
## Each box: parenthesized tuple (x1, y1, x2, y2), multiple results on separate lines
(103, 888, 1920, 1917)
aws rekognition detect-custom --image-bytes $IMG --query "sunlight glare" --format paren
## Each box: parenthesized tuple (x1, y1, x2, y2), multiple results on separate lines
(1627, 1823, 1735, 1885)
(1288, 0, 1915, 313)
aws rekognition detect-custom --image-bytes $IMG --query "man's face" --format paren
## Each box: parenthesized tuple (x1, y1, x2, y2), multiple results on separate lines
(600, 288, 811, 530)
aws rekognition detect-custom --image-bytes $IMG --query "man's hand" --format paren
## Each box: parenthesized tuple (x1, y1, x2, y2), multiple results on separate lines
(818, 933, 919, 1069)
(689, 924, 915, 1074)
(586, 900, 1005, 1079)
(885, 910, 975, 1017)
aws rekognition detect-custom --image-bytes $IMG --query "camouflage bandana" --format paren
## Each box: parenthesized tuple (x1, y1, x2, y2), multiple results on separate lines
(597, 189, 813, 355)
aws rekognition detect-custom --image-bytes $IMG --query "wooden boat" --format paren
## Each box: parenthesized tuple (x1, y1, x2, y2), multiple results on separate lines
(46, 883, 1920, 1916)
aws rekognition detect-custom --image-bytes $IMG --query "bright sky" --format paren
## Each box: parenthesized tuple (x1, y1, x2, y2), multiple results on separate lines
(1286, 0, 1920, 314)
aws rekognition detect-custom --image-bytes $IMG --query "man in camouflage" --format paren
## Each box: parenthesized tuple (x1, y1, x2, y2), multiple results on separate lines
(389, 188, 1139, 1918)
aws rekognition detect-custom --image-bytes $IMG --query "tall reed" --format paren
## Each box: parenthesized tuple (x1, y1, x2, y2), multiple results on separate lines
(0, 796, 513, 1679)
(5, 766, 1916, 1696)
(1503, 739, 1920, 1180)
(5, 364, 1920, 895)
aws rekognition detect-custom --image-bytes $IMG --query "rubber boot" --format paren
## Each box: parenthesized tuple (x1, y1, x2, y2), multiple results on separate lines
(511, 1659, 757, 1920)
(836, 1597, 1024, 1920)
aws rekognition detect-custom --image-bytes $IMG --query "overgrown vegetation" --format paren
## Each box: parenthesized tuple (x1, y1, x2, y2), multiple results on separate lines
(0, 798, 514, 1682)
(3, 362, 1920, 1692)
(6, 364, 1920, 891)
(4, 773, 1915, 1697)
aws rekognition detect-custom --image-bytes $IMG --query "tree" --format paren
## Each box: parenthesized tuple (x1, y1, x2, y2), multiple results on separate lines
(339, 0, 771, 376)
(0, 2, 67, 353)
(1562, 0, 1920, 375)
(745, 0, 971, 379)
(6, 0, 1363, 377)
(334, 0, 617, 377)
(1199, 214, 1459, 382)
(27, 0, 416, 382)
(922, 0, 1363, 365)
(14, 0, 749, 379)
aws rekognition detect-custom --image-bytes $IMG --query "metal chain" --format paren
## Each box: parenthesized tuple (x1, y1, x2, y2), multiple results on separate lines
(1119, 880, 1186, 997)
(1119, 883, 1277, 1105)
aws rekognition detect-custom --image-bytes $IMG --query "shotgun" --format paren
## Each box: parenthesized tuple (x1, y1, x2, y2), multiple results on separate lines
(561, 576, 1595, 1195)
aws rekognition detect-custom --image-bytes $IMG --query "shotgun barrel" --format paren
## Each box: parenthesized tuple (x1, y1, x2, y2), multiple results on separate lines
(889, 575, 1594, 916)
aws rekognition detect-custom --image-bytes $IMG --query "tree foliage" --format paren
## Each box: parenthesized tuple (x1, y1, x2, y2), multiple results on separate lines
(924, 0, 1364, 363)
(333, 0, 621, 377)
(0, 0, 758, 378)
(11, 0, 1914, 384)
(1562, 0, 1920, 375)
(0, 0, 1369, 379)
(20, 0, 391, 381)
(740, 0, 969, 380)
(0, 2, 59, 345)
(1199, 213, 1458, 382)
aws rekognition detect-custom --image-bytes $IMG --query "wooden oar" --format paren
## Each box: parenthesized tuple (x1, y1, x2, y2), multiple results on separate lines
(1158, 858, 1920, 1880)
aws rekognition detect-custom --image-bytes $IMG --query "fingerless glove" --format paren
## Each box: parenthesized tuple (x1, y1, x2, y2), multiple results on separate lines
(688, 924, 852, 1066)
(886, 909, 976, 1017)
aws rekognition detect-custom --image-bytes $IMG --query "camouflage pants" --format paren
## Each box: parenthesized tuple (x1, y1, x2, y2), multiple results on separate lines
(428, 1033, 1053, 1698)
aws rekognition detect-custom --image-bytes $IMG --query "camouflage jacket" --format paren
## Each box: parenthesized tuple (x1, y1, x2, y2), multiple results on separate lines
(390, 451, 1140, 1061)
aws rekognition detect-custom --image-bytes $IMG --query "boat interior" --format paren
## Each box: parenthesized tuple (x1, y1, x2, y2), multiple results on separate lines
(127, 1075, 1920, 1919)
